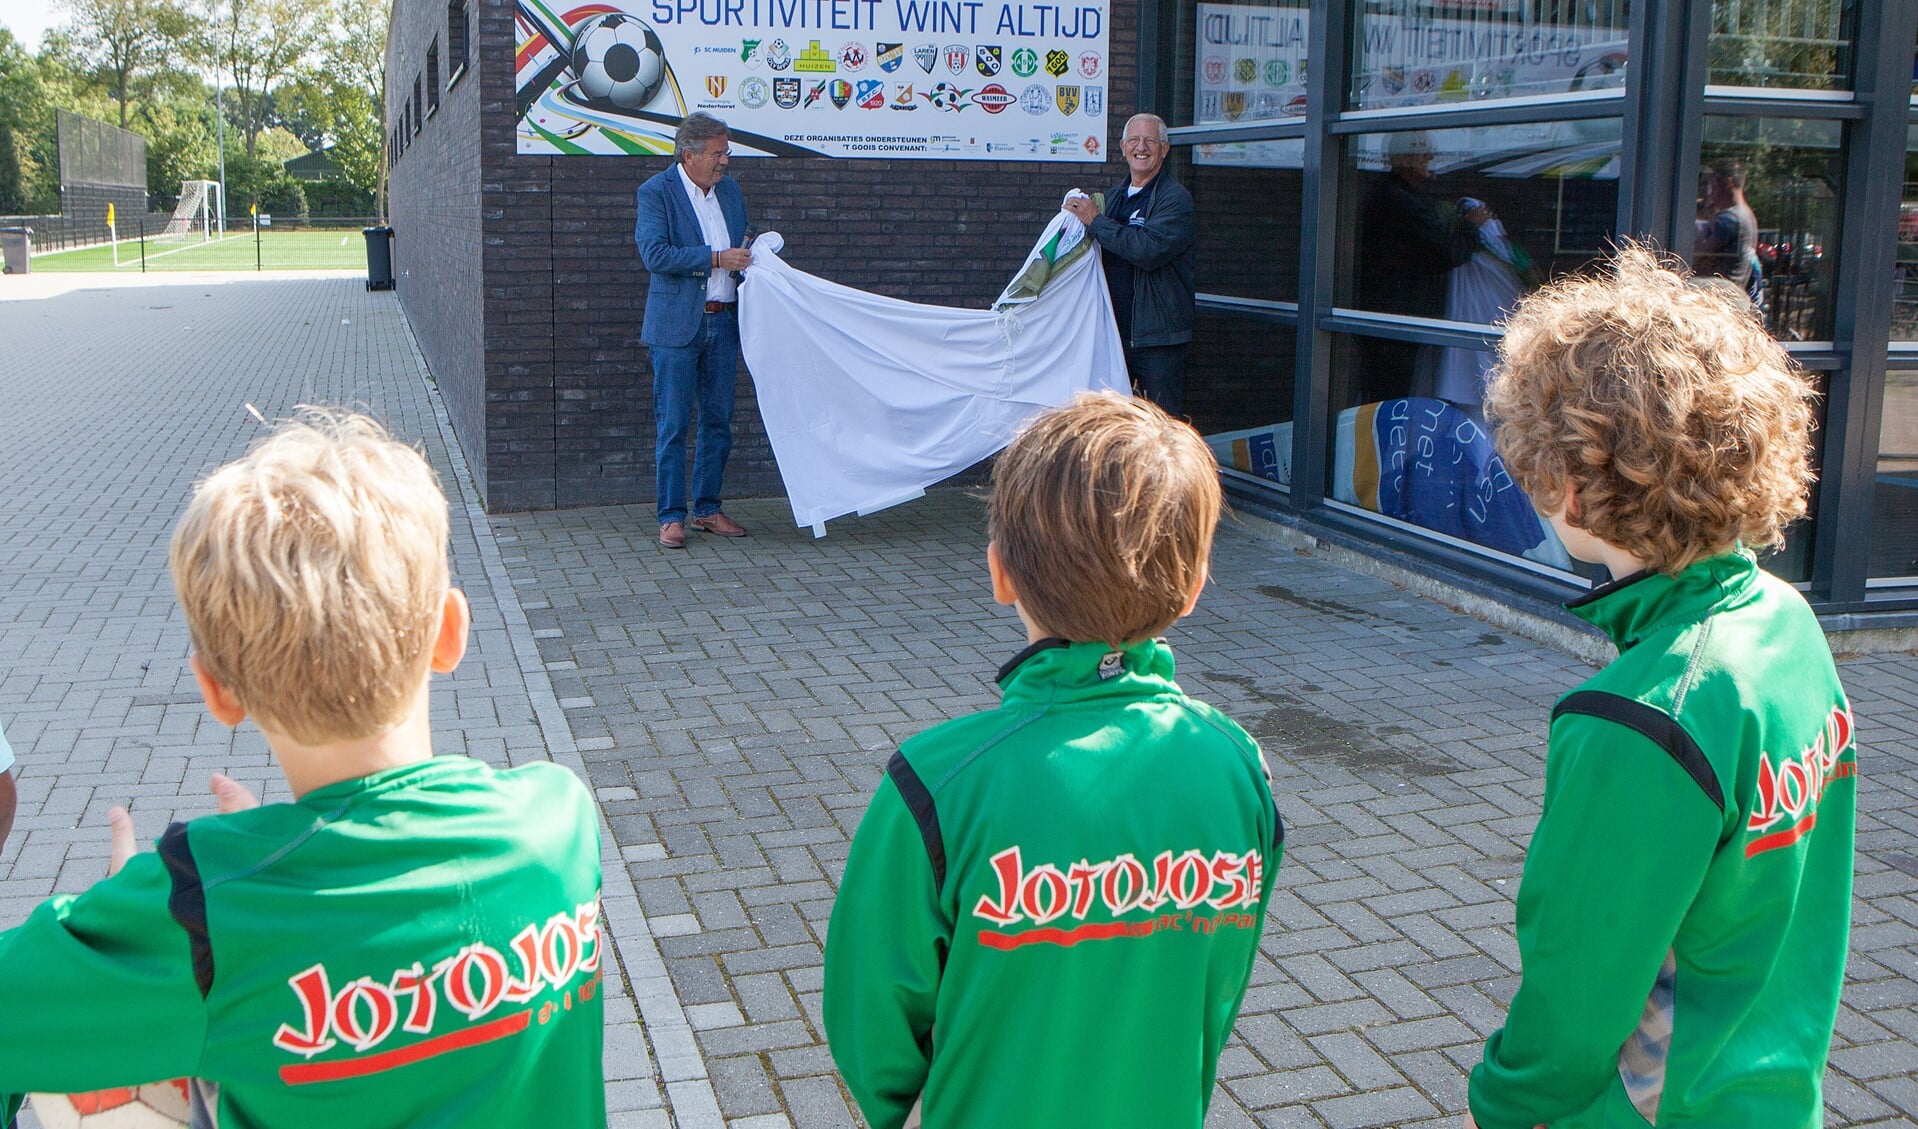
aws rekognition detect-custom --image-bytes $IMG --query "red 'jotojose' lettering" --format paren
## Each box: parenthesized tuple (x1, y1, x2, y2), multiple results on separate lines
(273, 964, 338, 1057)
(973, 846, 1264, 928)
(391, 962, 439, 1034)
(439, 944, 510, 1021)
(540, 911, 582, 988)
(331, 978, 399, 1052)
(973, 847, 1026, 924)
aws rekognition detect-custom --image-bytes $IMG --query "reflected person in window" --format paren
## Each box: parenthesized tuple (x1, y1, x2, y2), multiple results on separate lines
(1355, 130, 1480, 406)
(1063, 113, 1197, 416)
(1693, 160, 1762, 304)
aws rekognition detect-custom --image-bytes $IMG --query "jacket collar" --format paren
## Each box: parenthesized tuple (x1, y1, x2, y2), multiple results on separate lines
(995, 637, 1180, 705)
(1564, 548, 1761, 651)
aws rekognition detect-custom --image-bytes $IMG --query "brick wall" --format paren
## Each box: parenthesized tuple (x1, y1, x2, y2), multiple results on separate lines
(388, 0, 489, 502)
(384, 0, 1142, 513)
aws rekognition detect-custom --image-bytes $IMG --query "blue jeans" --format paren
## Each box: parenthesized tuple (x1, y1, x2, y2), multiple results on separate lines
(652, 309, 739, 526)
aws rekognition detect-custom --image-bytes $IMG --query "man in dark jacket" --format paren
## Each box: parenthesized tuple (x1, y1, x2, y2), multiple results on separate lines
(1065, 113, 1197, 415)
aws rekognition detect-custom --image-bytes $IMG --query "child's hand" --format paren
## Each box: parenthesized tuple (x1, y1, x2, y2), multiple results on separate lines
(106, 805, 136, 877)
(209, 773, 260, 813)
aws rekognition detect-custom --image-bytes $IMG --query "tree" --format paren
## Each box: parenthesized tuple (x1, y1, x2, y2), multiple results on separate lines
(57, 0, 198, 129)
(196, 0, 326, 157)
(278, 0, 386, 212)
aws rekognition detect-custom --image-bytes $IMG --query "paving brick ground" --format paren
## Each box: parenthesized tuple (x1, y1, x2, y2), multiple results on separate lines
(2, 272, 1916, 1127)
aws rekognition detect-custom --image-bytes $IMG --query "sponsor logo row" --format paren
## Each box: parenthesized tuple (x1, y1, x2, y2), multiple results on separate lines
(1200, 55, 1306, 88)
(697, 39, 1103, 79)
(703, 76, 1105, 116)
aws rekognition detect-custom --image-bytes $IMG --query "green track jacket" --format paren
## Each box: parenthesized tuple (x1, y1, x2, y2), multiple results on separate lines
(1469, 551, 1856, 1129)
(0, 756, 605, 1128)
(823, 638, 1283, 1129)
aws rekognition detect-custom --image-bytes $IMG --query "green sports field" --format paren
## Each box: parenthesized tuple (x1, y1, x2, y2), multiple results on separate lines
(27, 229, 370, 272)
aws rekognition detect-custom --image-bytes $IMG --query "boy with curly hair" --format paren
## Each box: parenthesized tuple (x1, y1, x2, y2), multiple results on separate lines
(1466, 247, 1855, 1129)
(0, 411, 604, 1128)
(823, 393, 1283, 1129)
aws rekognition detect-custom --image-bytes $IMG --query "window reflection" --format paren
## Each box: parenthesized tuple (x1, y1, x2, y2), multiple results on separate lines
(1700, 116, 1842, 341)
(1874, 368, 1918, 580)
(1708, 0, 1853, 91)
(1891, 124, 1918, 342)
(1349, 0, 1630, 111)
(1181, 1, 1309, 128)
(1336, 122, 1623, 408)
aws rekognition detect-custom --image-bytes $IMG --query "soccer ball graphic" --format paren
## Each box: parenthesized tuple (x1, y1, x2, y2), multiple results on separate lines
(571, 13, 668, 110)
(32, 1081, 191, 1128)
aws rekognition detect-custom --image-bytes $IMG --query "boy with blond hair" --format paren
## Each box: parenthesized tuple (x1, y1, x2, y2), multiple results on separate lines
(823, 393, 1283, 1128)
(1467, 248, 1854, 1129)
(0, 411, 604, 1128)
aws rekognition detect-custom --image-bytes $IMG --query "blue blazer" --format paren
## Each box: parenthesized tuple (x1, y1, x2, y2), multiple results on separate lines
(634, 165, 749, 348)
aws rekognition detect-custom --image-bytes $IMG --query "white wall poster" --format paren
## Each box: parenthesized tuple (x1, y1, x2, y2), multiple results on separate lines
(515, 0, 1111, 159)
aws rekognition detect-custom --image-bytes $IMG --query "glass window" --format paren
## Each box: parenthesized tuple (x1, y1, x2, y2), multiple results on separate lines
(1191, 144, 1304, 303)
(1708, 0, 1854, 91)
(1319, 333, 1585, 576)
(1699, 116, 1843, 342)
(1177, 0, 1309, 129)
(1334, 121, 1622, 405)
(1192, 319, 1296, 467)
(1892, 124, 1918, 341)
(1349, 0, 1630, 111)
(1873, 366, 1918, 581)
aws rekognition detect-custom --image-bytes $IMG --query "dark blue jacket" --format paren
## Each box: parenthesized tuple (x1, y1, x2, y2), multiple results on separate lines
(634, 165, 749, 348)
(1089, 173, 1197, 348)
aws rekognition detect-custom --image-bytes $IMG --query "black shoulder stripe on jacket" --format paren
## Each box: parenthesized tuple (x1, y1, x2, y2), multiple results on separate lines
(159, 821, 215, 998)
(1552, 690, 1725, 813)
(886, 751, 947, 893)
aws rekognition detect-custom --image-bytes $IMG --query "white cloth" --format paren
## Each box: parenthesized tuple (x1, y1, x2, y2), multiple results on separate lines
(0, 721, 13, 774)
(677, 164, 737, 303)
(738, 216, 1129, 535)
(1435, 217, 1527, 408)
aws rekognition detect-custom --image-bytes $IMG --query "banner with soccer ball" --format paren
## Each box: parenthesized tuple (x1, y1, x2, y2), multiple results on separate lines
(515, 0, 1109, 159)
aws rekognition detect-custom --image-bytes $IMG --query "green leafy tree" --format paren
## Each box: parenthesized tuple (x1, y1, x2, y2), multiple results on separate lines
(196, 0, 326, 157)
(56, 0, 199, 129)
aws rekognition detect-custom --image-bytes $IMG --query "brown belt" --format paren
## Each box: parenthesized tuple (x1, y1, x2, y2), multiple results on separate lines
(704, 300, 737, 313)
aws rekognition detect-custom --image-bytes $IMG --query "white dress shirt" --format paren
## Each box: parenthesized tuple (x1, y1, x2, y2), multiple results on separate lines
(677, 163, 738, 304)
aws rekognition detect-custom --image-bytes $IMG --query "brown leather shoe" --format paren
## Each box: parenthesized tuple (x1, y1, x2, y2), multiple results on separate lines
(658, 521, 686, 549)
(690, 512, 749, 538)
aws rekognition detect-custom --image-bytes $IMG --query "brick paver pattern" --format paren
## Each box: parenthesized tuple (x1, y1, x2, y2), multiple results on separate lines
(2, 274, 1915, 1128)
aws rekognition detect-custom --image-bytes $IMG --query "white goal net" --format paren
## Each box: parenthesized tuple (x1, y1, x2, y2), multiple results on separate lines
(159, 180, 223, 241)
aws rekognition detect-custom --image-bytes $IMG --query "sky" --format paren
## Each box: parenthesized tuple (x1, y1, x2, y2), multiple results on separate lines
(0, 0, 59, 51)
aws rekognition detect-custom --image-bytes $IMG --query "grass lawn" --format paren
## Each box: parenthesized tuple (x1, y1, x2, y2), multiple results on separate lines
(28, 229, 370, 273)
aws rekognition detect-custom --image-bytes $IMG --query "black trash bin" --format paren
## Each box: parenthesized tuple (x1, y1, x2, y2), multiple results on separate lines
(363, 225, 395, 291)
(0, 226, 32, 275)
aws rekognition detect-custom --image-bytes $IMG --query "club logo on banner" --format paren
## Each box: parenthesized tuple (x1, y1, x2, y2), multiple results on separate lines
(1203, 56, 1226, 84)
(1223, 91, 1245, 120)
(511, 0, 1107, 160)
(924, 81, 968, 111)
(796, 41, 835, 72)
(974, 82, 1015, 113)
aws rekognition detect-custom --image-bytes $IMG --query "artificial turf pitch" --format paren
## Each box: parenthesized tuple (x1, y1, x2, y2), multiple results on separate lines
(27, 229, 370, 272)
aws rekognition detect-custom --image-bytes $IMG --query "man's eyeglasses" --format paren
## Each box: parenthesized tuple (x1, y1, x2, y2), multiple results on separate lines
(1121, 136, 1165, 150)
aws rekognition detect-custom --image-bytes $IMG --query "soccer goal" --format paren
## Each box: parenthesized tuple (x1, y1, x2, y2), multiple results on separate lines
(158, 179, 225, 242)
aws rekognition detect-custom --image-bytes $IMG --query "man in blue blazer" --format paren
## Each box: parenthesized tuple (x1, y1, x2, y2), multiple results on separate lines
(635, 112, 753, 549)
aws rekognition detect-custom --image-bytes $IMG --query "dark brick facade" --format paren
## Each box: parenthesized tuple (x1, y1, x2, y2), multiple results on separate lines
(388, 0, 1141, 513)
